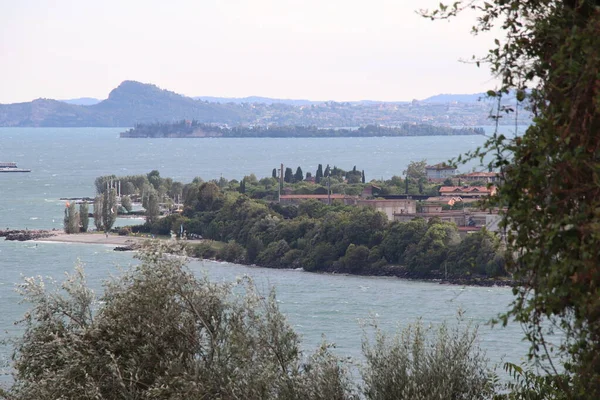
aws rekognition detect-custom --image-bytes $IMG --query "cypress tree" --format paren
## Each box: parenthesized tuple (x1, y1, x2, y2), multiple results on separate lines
(284, 168, 293, 183)
(294, 167, 303, 183)
(315, 164, 323, 183)
(79, 202, 89, 232)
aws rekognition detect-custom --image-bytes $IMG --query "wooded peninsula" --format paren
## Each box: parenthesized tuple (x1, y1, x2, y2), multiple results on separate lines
(79, 167, 508, 285)
(120, 120, 485, 138)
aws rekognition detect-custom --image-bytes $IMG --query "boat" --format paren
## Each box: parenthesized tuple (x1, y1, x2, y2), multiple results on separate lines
(0, 162, 31, 172)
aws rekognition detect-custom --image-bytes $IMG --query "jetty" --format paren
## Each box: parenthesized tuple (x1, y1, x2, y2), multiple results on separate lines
(0, 229, 56, 241)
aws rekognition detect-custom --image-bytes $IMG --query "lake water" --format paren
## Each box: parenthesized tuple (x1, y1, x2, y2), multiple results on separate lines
(0, 127, 529, 380)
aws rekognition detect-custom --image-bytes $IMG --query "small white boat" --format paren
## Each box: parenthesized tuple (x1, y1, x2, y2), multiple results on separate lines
(0, 162, 31, 172)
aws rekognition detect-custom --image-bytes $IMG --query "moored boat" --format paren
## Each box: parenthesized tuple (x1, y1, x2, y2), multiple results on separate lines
(0, 162, 31, 172)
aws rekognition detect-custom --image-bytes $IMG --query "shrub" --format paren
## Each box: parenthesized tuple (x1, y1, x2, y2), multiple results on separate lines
(217, 240, 246, 263)
(361, 313, 495, 400)
(4, 243, 355, 400)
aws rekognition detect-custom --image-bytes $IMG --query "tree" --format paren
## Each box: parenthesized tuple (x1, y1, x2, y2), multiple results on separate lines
(63, 202, 80, 234)
(145, 189, 160, 226)
(147, 170, 161, 190)
(4, 244, 355, 399)
(196, 182, 222, 212)
(284, 167, 293, 183)
(403, 160, 427, 182)
(68, 203, 80, 234)
(239, 178, 246, 194)
(272, 168, 277, 179)
(294, 166, 304, 182)
(167, 181, 184, 203)
(361, 315, 494, 399)
(102, 188, 117, 232)
(324, 164, 331, 178)
(120, 195, 132, 212)
(427, 0, 600, 396)
(361, 170, 365, 184)
(315, 164, 323, 183)
(93, 195, 103, 231)
(79, 202, 89, 232)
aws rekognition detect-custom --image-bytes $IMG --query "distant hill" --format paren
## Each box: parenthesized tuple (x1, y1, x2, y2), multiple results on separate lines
(0, 81, 245, 127)
(90, 81, 244, 126)
(60, 97, 101, 106)
(0, 82, 529, 127)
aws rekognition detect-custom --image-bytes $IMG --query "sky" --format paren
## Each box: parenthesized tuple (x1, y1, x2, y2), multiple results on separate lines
(0, 0, 498, 104)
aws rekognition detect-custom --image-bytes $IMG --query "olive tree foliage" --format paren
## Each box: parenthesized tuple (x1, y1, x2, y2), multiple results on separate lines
(424, 0, 600, 397)
(361, 314, 495, 400)
(3, 243, 356, 400)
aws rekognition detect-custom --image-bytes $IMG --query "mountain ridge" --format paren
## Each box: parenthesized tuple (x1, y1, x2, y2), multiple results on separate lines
(0, 81, 528, 127)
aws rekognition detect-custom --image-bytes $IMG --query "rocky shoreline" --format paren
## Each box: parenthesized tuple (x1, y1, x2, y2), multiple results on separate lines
(0, 229, 57, 241)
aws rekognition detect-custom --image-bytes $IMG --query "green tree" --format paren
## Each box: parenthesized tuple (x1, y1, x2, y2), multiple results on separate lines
(196, 182, 223, 212)
(294, 166, 304, 182)
(145, 189, 160, 226)
(120, 195, 132, 212)
(334, 244, 370, 273)
(147, 169, 162, 190)
(102, 188, 117, 232)
(272, 168, 277, 179)
(79, 202, 89, 232)
(4, 244, 355, 400)
(246, 236, 264, 264)
(284, 167, 294, 183)
(427, 0, 600, 396)
(93, 195, 103, 231)
(403, 160, 427, 182)
(315, 164, 323, 183)
(63, 202, 80, 234)
(361, 315, 494, 399)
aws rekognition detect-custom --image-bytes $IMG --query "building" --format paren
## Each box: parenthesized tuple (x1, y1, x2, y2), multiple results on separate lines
(460, 171, 501, 183)
(439, 186, 496, 198)
(425, 163, 457, 181)
(279, 194, 359, 205)
(357, 199, 416, 221)
(394, 210, 467, 226)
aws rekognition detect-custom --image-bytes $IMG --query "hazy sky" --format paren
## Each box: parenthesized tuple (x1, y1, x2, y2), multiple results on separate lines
(0, 0, 498, 103)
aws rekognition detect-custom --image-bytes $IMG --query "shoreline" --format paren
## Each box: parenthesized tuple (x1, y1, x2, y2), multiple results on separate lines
(2, 229, 512, 288)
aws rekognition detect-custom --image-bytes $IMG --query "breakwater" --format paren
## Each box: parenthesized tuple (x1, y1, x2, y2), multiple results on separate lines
(0, 229, 56, 241)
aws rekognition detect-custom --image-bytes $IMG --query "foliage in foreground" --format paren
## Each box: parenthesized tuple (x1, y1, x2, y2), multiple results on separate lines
(425, 0, 600, 397)
(2, 244, 498, 399)
(361, 314, 494, 400)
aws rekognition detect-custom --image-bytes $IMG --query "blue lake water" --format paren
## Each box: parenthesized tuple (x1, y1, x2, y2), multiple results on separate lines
(0, 127, 529, 381)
